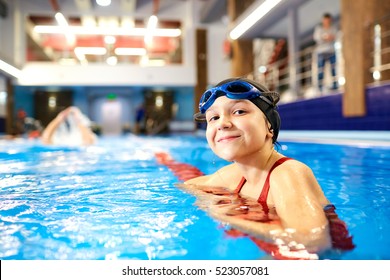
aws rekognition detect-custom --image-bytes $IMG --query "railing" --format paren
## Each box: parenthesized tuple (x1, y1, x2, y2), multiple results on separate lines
(250, 42, 341, 102)
(369, 13, 390, 83)
(248, 13, 390, 102)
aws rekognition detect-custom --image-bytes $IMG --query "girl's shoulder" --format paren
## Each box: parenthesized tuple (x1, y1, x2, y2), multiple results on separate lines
(271, 158, 329, 203)
(184, 163, 241, 189)
(275, 157, 312, 173)
(269, 158, 317, 190)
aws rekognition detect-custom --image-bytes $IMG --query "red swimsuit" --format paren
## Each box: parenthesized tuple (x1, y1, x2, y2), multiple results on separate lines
(233, 157, 292, 214)
(232, 156, 355, 251)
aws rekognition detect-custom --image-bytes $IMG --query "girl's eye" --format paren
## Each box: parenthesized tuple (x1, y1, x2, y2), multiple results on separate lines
(233, 109, 246, 115)
(208, 115, 219, 122)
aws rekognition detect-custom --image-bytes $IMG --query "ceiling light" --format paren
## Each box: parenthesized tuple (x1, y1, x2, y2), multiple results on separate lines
(55, 12, 68, 26)
(104, 35, 116, 44)
(147, 15, 158, 29)
(0, 59, 22, 79)
(106, 56, 118, 66)
(145, 15, 159, 45)
(96, 0, 111, 7)
(33, 25, 181, 37)
(54, 12, 76, 45)
(155, 96, 163, 107)
(229, 0, 283, 40)
(48, 96, 56, 108)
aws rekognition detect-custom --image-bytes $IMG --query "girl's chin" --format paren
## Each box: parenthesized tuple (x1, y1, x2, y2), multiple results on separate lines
(213, 147, 240, 162)
(217, 153, 236, 162)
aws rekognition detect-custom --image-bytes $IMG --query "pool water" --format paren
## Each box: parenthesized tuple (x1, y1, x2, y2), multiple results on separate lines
(0, 134, 389, 260)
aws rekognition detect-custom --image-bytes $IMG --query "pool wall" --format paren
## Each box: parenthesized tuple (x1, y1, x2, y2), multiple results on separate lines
(4, 81, 390, 135)
(278, 83, 390, 130)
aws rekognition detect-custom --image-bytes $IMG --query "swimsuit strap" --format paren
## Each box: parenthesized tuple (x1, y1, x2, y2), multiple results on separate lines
(234, 176, 247, 194)
(258, 157, 292, 205)
(234, 157, 293, 212)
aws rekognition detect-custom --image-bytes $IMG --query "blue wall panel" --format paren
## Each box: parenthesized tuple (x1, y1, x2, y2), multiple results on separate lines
(278, 83, 390, 130)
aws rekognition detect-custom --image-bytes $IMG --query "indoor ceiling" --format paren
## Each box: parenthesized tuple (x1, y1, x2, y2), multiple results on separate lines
(19, 0, 340, 65)
(237, 0, 340, 40)
(24, 0, 189, 65)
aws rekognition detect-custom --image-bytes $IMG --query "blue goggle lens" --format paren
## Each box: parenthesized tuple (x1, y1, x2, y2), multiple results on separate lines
(198, 81, 272, 114)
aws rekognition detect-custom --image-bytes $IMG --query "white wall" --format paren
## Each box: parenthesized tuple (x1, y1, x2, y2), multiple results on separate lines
(1, 0, 231, 87)
(0, 0, 24, 66)
(19, 63, 196, 86)
(0, 0, 15, 62)
(207, 22, 231, 86)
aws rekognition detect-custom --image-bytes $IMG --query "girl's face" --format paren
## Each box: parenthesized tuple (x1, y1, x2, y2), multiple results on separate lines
(205, 96, 273, 162)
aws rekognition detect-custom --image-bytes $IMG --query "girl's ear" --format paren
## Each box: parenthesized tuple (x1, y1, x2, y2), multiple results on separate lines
(267, 128, 274, 139)
(264, 117, 274, 140)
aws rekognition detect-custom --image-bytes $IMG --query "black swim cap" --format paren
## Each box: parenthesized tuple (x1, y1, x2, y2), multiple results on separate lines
(194, 77, 281, 143)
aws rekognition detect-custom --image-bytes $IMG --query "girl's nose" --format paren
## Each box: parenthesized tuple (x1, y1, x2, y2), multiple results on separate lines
(217, 115, 232, 130)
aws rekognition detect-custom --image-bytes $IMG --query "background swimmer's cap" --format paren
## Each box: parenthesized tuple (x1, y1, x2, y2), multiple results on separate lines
(194, 77, 281, 143)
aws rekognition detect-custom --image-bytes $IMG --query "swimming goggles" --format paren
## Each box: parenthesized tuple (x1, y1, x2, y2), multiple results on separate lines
(198, 80, 275, 114)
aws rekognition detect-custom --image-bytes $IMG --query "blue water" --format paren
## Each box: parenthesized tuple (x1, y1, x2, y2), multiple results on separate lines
(0, 134, 389, 260)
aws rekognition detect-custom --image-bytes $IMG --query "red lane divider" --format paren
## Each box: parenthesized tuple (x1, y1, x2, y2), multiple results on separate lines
(155, 152, 205, 181)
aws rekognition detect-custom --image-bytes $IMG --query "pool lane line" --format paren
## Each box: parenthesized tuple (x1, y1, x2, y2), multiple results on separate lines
(154, 151, 205, 181)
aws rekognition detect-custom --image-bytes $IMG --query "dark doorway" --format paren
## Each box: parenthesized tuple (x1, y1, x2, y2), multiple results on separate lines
(34, 90, 73, 127)
(144, 90, 173, 134)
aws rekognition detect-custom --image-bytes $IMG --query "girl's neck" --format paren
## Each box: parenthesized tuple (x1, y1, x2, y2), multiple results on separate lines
(235, 148, 281, 184)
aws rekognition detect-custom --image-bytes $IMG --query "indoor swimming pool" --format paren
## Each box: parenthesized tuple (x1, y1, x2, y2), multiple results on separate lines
(0, 134, 389, 260)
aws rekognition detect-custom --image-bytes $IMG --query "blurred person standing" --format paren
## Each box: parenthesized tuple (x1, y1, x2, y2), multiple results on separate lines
(15, 108, 27, 135)
(313, 13, 338, 92)
(134, 103, 146, 134)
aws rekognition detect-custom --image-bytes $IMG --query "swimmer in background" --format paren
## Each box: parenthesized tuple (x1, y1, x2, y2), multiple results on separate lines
(41, 106, 97, 146)
(183, 77, 354, 258)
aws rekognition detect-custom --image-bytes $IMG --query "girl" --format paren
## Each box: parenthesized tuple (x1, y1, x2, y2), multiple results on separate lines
(184, 78, 354, 257)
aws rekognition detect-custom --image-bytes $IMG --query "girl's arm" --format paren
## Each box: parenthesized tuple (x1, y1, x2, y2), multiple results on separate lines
(184, 160, 332, 254)
(269, 160, 332, 252)
(184, 163, 239, 188)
